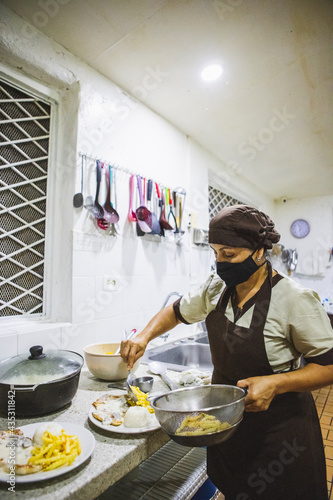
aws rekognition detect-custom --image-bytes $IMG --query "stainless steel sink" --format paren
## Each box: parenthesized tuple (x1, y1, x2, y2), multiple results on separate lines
(142, 338, 213, 372)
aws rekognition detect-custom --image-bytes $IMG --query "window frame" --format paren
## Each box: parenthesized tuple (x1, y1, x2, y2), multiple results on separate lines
(0, 65, 60, 325)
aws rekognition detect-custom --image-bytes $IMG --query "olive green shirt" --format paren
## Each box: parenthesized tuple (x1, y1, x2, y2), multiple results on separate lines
(178, 272, 333, 373)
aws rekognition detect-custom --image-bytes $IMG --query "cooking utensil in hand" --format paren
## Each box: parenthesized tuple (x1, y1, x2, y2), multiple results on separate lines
(114, 327, 137, 355)
(126, 371, 137, 401)
(91, 160, 104, 219)
(148, 361, 178, 391)
(128, 174, 137, 222)
(136, 176, 152, 233)
(150, 384, 246, 447)
(114, 329, 127, 355)
(103, 166, 119, 224)
(147, 179, 161, 234)
(73, 155, 84, 208)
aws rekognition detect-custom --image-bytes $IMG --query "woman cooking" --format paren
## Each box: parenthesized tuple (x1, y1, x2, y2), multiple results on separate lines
(121, 204, 333, 500)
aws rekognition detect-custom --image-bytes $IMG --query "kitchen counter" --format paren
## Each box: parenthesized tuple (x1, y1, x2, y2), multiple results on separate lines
(0, 365, 171, 500)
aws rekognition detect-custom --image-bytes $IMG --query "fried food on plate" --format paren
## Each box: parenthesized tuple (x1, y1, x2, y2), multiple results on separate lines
(0, 424, 81, 475)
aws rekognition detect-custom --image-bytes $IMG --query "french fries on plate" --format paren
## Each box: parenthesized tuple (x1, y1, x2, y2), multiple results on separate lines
(29, 430, 81, 471)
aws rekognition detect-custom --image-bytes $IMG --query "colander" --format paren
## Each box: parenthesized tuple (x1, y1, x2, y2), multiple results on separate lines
(150, 384, 246, 447)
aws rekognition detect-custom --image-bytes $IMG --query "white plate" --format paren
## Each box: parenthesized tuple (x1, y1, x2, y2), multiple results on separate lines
(0, 422, 95, 483)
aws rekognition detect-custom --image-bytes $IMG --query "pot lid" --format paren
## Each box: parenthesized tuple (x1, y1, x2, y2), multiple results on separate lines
(0, 345, 84, 386)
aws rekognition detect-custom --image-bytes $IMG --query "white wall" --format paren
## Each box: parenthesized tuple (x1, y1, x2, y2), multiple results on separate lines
(273, 195, 333, 301)
(0, 5, 276, 360)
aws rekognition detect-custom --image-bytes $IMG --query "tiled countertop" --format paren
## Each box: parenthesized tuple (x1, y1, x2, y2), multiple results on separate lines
(0, 365, 171, 500)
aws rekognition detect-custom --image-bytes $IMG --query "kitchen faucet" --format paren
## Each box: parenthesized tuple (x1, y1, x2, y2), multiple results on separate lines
(160, 291, 182, 342)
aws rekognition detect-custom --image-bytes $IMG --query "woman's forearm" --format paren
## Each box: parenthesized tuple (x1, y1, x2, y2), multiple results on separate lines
(238, 362, 333, 412)
(138, 304, 182, 344)
(121, 304, 181, 368)
(274, 363, 333, 394)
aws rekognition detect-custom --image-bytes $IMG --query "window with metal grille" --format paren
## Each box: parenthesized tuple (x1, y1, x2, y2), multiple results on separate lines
(208, 185, 244, 220)
(0, 79, 51, 318)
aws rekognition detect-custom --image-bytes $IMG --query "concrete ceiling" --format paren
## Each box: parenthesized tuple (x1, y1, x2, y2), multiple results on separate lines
(2, 0, 333, 200)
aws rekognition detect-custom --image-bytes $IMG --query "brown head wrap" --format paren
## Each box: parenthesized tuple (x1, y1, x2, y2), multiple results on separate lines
(209, 205, 280, 250)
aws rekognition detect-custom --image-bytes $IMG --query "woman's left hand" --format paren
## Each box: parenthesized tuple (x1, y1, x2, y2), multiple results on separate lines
(237, 376, 278, 412)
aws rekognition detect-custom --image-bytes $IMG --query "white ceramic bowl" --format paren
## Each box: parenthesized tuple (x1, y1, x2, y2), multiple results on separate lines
(83, 342, 139, 381)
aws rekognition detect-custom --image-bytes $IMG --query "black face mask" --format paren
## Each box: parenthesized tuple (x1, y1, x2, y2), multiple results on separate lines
(216, 250, 265, 287)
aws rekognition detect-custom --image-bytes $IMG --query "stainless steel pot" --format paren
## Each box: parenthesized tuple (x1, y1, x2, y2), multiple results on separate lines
(0, 345, 83, 417)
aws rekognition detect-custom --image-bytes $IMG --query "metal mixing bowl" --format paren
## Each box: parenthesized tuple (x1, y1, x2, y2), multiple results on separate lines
(150, 384, 246, 447)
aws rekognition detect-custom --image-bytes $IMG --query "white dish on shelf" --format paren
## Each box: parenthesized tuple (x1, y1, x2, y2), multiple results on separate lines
(0, 422, 95, 483)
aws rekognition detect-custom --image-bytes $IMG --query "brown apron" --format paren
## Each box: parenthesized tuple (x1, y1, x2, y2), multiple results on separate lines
(205, 266, 328, 500)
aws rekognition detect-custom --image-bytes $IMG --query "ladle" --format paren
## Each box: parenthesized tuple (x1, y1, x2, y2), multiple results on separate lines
(91, 160, 104, 219)
(103, 166, 119, 224)
(136, 175, 152, 233)
(148, 361, 178, 391)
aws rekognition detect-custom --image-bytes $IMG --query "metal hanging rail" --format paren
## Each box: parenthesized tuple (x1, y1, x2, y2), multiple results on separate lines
(79, 151, 168, 188)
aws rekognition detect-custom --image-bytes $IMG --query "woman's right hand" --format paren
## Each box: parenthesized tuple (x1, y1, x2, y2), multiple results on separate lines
(120, 336, 148, 370)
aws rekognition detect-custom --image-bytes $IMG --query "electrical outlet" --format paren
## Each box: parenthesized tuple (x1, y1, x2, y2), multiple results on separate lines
(103, 275, 120, 292)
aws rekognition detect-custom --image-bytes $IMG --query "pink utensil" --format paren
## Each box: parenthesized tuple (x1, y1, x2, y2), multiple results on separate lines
(128, 174, 137, 222)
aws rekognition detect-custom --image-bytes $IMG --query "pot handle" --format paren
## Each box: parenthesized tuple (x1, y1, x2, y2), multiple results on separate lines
(11, 385, 38, 392)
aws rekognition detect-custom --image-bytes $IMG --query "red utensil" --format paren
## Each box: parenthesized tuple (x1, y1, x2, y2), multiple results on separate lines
(168, 189, 178, 231)
(135, 176, 152, 233)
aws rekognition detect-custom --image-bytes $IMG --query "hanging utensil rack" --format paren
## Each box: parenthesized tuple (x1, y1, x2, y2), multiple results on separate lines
(78, 152, 186, 242)
(79, 152, 166, 188)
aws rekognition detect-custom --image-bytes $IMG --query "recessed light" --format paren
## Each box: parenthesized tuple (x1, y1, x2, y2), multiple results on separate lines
(201, 64, 223, 81)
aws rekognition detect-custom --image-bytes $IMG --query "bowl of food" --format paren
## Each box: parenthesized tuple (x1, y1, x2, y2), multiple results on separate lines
(83, 343, 139, 381)
(150, 384, 246, 447)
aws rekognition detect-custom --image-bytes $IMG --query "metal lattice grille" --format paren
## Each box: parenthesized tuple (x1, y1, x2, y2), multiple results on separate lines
(0, 79, 51, 317)
(208, 185, 244, 219)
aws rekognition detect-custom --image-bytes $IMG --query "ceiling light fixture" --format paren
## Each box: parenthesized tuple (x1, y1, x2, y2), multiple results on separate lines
(201, 63, 223, 81)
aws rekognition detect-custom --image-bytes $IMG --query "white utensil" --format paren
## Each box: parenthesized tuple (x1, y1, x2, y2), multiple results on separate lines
(148, 361, 178, 391)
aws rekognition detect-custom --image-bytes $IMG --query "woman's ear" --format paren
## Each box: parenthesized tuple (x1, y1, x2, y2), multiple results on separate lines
(256, 248, 265, 261)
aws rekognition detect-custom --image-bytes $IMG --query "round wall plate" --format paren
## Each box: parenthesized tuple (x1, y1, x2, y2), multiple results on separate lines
(290, 219, 310, 238)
